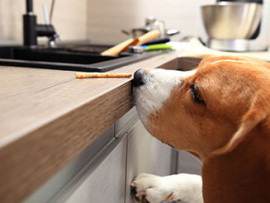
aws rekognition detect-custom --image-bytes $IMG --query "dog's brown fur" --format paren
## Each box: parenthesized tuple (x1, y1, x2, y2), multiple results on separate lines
(144, 56, 270, 202)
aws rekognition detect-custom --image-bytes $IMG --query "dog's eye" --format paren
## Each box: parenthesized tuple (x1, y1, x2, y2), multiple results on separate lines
(190, 83, 205, 105)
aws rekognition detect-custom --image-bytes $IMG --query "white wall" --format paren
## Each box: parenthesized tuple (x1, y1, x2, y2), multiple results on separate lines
(86, 0, 215, 44)
(0, 0, 215, 44)
(0, 0, 87, 41)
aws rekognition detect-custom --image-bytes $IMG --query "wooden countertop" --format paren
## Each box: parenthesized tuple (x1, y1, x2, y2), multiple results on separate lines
(2, 38, 270, 202)
(0, 51, 178, 202)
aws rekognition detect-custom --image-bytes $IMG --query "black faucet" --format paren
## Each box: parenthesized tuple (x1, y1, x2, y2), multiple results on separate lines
(23, 0, 58, 48)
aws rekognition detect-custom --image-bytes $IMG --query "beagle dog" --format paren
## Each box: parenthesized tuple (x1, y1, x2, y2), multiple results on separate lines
(131, 56, 270, 203)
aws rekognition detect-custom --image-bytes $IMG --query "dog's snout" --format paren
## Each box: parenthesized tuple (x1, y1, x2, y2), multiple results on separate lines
(133, 69, 145, 87)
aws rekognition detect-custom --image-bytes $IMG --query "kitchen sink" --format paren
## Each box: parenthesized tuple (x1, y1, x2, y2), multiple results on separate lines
(0, 44, 161, 72)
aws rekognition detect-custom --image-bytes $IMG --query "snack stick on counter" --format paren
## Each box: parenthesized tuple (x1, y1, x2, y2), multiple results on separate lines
(75, 72, 133, 79)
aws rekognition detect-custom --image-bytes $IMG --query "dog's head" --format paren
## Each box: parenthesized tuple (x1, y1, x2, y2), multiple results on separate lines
(133, 56, 270, 159)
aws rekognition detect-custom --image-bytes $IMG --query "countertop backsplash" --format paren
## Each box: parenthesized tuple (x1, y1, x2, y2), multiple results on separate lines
(0, 0, 214, 44)
(0, 0, 87, 42)
(86, 0, 215, 44)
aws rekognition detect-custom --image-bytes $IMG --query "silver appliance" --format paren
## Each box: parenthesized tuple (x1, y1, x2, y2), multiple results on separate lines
(201, 0, 270, 52)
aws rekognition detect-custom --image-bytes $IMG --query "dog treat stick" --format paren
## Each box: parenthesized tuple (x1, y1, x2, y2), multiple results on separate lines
(75, 72, 133, 79)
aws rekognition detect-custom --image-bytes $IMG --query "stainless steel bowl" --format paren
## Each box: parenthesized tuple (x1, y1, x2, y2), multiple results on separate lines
(201, 2, 262, 39)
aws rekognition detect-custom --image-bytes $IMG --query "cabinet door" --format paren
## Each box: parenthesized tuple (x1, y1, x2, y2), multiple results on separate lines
(125, 120, 173, 203)
(177, 151, 202, 175)
(64, 136, 127, 203)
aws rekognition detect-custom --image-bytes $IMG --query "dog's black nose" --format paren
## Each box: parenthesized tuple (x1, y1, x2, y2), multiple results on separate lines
(133, 69, 145, 87)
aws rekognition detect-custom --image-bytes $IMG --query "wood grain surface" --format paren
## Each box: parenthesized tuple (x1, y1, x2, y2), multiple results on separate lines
(1, 43, 270, 202)
(0, 52, 178, 202)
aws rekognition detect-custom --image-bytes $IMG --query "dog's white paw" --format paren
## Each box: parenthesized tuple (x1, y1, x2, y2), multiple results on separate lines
(131, 173, 203, 203)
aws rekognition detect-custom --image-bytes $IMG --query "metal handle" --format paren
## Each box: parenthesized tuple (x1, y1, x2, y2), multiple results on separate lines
(50, 0, 56, 23)
(166, 29, 180, 36)
(42, 3, 50, 24)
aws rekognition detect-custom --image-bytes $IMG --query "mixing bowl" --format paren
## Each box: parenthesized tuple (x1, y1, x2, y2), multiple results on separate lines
(201, 2, 262, 39)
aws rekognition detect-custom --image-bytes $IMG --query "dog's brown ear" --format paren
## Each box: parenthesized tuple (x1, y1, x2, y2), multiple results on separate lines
(214, 93, 269, 155)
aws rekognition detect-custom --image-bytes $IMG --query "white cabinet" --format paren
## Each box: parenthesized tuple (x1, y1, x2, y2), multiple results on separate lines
(177, 151, 202, 175)
(26, 109, 176, 203)
(125, 120, 173, 203)
(64, 136, 127, 203)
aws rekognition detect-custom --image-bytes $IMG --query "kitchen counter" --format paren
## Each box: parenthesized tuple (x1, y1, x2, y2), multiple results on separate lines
(0, 50, 179, 202)
(2, 39, 270, 202)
